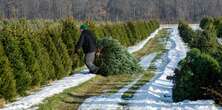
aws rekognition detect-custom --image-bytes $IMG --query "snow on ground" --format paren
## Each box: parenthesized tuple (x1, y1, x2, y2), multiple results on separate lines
(160, 24, 200, 31)
(1, 28, 161, 110)
(1, 73, 96, 110)
(217, 38, 222, 45)
(78, 75, 142, 110)
(79, 26, 220, 110)
(128, 28, 162, 53)
(190, 24, 201, 31)
(78, 53, 157, 110)
(139, 53, 157, 70)
(127, 27, 218, 110)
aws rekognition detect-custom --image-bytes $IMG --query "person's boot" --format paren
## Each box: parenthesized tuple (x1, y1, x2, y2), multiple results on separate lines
(90, 67, 99, 74)
(94, 68, 100, 74)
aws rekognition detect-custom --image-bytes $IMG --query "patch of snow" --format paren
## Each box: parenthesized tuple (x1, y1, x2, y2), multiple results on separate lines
(2, 73, 96, 110)
(78, 53, 157, 110)
(1, 28, 160, 110)
(78, 75, 142, 110)
(217, 38, 222, 45)
(190, 24, 201, 31)
(128, 23, 198, 53)
(139, 53, 157, 70)
(128, 28, 162, 53)
(128, 24, 199, 54)
(160, 24, 200, 31)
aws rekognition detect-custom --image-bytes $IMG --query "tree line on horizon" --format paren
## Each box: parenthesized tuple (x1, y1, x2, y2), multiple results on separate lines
(0, 0, 222, 23)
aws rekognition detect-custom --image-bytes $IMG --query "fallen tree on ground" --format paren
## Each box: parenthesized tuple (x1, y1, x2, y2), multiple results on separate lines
(95, 37, 143, 76)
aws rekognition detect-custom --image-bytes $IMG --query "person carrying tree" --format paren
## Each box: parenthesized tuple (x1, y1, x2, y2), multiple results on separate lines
(75, 23, 100, 74)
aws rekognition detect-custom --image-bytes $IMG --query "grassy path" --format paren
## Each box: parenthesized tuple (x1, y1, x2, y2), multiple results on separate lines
(37, 29, 169, 110)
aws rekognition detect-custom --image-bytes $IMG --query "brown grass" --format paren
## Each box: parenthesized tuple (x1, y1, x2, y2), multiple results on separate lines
(0, 98, 5, 108)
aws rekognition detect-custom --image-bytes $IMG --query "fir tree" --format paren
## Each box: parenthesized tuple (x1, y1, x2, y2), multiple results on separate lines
(61, 18, 79, 53)
(29, 31, 55, 83)
(173, 49, 221, 102)
(61, 18, 83, 70)
(42, 28, 65, 79)
(48, 25, 72, 76)
(19, 29, 42, 86)
(0, 42, 16, 101)
(126, 21, 137, 44)
(197, 24, 217, 53)
(1, 27, 31, 95)
(200, 17, 215, 30)
(96, 37, 143, 76)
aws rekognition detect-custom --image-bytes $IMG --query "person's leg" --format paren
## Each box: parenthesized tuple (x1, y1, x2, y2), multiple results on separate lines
(84, 52, 99, 73)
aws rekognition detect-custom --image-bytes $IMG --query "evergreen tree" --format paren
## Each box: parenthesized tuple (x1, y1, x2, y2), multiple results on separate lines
(95, 37, 143, 76)
(48, 25, 72, 76)
(217, 23, 222, 38)
(61, 19, 83, 70)
(0, 42, 16, 101)
(197, 24, 217, 53)
(19, 29, 42, 86)
(178, 21, 195, 45)
(173, 48, 221, 102)
(122, 25, 131, 46)
(127, 21, 137, 44)
(92, 26, 105, 39)
(117, 24, 130, 46)
(1, 27, 31, 95)
(124, 23, 134, 45)
(42, 28, 65, 79)
(200, 17, 215, 30)
(29, 31, 55, 83)
(61, 18, 79, 53)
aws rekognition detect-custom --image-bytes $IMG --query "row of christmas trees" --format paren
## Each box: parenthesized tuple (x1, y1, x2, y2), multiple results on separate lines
(0, 18, 159, 102)
(173, 17, 222, 105)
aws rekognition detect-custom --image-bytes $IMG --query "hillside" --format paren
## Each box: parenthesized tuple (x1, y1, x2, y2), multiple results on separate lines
(0, 0, 222, 23)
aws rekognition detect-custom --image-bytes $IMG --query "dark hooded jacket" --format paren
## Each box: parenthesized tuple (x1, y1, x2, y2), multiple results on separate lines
(75, 30, 97, 53)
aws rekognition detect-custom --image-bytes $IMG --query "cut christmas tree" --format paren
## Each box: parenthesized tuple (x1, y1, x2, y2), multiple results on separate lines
(95, 37, 143, 76)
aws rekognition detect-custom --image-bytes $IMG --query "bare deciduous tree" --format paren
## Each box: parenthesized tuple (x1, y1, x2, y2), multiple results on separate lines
(0, 0, 222, 23)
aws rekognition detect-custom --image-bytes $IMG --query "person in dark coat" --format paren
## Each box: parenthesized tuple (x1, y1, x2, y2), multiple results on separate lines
(75, 24, 99, 74)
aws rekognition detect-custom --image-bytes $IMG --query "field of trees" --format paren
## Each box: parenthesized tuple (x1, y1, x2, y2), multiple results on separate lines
(0, 18, 159, 103)
(173, 17, 222, 105)
(1, 0, 222, 108)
